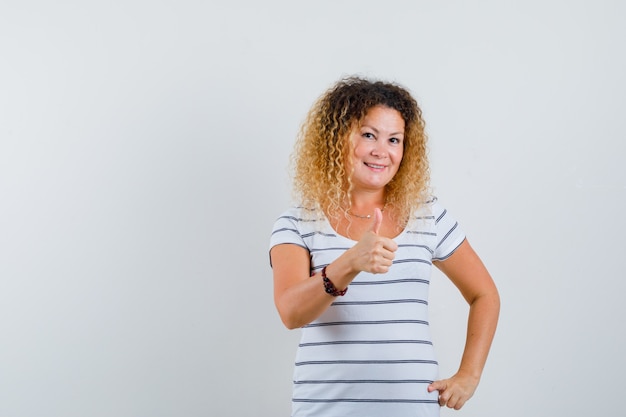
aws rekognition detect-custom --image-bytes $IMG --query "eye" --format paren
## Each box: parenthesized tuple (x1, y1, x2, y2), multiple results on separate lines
(389, 137, 402, 145)
(362, 132, 375, 140)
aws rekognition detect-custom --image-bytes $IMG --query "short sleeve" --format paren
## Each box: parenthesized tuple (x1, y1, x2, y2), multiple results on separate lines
(431, 199, 466, 261)
(269, 208, 309, 265)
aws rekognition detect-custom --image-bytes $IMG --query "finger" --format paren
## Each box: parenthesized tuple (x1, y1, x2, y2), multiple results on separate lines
(380, 247, 396, 261)
(443, 392, 456, 409)
(369, 207, 383, 234)
(452, 397, 466, 410)
(447, 393, 465, 410)
(449, 389, 469, 410)
(427, 380, 445, 393)
(381, 238, 398, 252)
(427, 380, 448, 407)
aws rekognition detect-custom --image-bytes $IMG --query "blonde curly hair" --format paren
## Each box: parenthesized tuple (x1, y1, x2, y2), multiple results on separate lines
(291, 76, 430, 224)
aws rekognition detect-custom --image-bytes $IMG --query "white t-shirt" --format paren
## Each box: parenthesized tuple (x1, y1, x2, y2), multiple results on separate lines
(269, 198, 466, 417)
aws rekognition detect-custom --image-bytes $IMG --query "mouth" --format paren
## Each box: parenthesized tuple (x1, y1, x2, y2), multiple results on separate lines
(364, 162, 386, 170)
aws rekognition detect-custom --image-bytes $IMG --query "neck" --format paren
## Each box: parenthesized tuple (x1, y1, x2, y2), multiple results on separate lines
(347, 194, 387, 219)
(349, 189, 386, 208)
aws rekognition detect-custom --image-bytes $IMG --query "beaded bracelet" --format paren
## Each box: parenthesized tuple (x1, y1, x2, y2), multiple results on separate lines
(321, 266, 347, 297)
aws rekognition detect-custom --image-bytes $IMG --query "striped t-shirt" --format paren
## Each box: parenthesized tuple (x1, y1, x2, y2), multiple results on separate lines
(269, 198, 466, 417)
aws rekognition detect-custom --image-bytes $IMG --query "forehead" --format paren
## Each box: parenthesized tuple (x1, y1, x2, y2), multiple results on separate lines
(358, 105, 405, 130)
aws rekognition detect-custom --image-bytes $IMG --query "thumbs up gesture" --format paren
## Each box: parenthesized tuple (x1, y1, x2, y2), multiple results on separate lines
(350, 208, 398, 274)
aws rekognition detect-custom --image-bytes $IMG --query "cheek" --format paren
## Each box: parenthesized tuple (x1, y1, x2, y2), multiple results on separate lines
(392, 147, 404, 162)
(352, 141, 367, 157)
(352, 146, 371, 165)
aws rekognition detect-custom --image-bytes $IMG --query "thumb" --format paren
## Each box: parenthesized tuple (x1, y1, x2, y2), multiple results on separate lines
(428, 379, 446, 393)
(369, 208, 383, 234)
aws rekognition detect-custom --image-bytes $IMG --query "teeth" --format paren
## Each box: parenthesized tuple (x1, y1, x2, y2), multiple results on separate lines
(366, 163, 384, 169)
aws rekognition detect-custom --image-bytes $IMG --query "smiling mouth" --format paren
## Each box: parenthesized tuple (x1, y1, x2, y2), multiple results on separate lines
(365, 163, 386, 169)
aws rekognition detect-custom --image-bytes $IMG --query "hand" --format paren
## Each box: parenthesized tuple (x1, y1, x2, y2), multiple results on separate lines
(427, 372, 479, 410)
(350, 208, 398, 274)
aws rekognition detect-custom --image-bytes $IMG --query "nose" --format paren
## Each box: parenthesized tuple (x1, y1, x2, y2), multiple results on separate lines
(371, 142, 387, 158)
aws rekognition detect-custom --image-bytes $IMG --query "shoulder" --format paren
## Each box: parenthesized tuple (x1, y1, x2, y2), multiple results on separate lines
(408, 195, 441, 221)
(411, 196, 455, 223)
(420, 197, 466, 260)
(270, 206, 323, 250)
(272, 206, 318, 228)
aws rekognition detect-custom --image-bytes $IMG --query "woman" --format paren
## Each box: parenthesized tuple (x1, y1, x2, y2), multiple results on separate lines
(269, 76, 499, 416)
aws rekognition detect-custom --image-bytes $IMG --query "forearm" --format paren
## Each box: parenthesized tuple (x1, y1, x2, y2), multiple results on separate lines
(457, 290, 500, 380)
(275, 253, 359, 329)
(273, 225, 396, 329)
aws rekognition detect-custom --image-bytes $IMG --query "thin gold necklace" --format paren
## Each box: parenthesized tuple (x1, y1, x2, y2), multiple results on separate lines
(347, 204, 387, 219)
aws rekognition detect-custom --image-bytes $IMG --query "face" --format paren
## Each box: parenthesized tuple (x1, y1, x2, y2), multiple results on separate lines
(347, 105, 405, 192)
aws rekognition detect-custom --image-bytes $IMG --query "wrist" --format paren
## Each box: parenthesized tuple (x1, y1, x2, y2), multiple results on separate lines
(456, 367, 482, 383)
(321, 266, 347, 296)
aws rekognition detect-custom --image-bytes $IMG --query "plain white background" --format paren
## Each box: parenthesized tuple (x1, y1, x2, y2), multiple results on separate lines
(1, 1, 624, 416)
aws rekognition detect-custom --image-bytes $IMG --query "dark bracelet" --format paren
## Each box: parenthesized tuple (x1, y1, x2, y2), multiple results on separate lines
(321, 266, 347, 297)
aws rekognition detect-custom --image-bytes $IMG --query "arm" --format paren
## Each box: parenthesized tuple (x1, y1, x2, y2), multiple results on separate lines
(270, 209, 397, 329)
(428, 239, 500, 410)
(270, 243, 351, 329)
